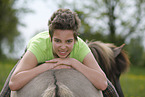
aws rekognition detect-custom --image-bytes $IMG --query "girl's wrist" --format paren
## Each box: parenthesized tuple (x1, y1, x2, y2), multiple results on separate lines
(69, 58, 80, 69)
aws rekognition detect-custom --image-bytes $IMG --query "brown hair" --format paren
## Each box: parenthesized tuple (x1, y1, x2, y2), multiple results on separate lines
(48, 8, 81, 40)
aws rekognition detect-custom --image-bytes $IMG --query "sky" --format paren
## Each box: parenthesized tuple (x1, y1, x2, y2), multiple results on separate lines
(13, 0, 58, 58)
(18, 0, 57, 42)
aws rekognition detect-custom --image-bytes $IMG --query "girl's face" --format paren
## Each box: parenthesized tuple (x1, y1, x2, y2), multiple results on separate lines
(52, 29, 75, 58)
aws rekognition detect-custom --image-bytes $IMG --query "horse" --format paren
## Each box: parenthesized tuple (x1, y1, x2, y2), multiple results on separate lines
(88, 41, 130, 97)
(11, 69, 103, 97)
(1, 41, 129, 97)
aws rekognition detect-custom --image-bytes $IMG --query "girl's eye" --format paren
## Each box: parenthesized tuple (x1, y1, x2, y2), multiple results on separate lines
(66, 40, 73, 43)
(54, 39, 61, 43)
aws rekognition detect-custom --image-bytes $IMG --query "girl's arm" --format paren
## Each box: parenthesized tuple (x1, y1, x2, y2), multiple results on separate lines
(73, 52, 108, 90)
(9, 51, 59, 91)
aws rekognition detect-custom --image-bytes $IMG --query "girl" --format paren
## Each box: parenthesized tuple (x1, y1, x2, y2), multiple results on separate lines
(9, 8, 107, 91)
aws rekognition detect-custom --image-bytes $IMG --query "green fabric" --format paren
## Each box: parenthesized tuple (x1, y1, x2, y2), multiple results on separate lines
(27, 31, 90, 63)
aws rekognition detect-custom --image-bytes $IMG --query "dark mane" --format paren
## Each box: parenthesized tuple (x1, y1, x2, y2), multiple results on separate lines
(88, 41, 115, 80)
(88, 41, 130, 97)
(105, 43, 130, 74)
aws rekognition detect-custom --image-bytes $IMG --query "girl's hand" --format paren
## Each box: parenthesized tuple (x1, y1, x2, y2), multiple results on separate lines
(45, 58, 77, 69)
(53, 65, 72, 69)
(41, 62, 58, 70)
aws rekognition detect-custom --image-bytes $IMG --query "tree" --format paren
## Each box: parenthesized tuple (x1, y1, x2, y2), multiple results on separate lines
(0, 0, 18, 58)
(56, 0, 145, 46)
(0, 0, 31, 59)
(127, 36, 145, 66)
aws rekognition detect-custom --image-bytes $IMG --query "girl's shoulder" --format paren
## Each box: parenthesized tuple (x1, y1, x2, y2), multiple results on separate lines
(27, 31, 51, 49)
(31, 31, 50, 40)
(75, 37, 87, 46)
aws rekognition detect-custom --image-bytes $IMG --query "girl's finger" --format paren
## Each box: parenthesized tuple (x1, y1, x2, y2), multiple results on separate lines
(52, 63, 61, 68)
(45, 60, 58, 63)
(53, 65, 71, 69)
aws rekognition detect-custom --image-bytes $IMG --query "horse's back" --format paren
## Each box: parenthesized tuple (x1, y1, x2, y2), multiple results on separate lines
(55, 69, 102, 97)
(11, 69, 103, 97)
(11, 70, 54, 97)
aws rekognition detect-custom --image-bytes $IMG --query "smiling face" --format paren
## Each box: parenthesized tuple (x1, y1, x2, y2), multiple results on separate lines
(51, 29, 75, 58)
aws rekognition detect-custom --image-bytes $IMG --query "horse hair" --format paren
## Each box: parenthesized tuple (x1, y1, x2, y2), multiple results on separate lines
(88, 41, 130, 97)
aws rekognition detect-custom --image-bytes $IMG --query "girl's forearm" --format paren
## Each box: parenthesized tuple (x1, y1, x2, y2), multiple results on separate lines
(9, 63, 51, 91)
(72, 60, 107, 90)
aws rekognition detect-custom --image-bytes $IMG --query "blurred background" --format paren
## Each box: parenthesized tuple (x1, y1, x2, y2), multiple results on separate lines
(0, 0, 145, 96)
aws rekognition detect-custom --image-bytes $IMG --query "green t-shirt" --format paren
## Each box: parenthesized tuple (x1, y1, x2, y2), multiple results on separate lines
(27, 31, 90, 63)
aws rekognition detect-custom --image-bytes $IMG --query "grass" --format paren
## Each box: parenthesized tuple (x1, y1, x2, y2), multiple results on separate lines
(0, 61, 16, 92)
(120, 66, 145, 97)
(0, 62, 145, 97)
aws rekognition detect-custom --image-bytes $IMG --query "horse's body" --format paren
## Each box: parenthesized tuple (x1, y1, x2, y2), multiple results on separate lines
(11, 69, 103, 97)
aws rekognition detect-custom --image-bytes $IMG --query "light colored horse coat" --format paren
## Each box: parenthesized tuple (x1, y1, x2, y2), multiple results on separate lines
(11, 69, 103, 97)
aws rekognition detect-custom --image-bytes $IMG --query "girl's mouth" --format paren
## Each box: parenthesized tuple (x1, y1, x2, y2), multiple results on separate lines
(59, 51, 68, 56)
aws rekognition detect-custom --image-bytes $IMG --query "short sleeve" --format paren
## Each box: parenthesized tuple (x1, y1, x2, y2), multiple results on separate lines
(27, 39, 45, 63)
(78, 38, 91, 62)
(70, 37, 91, 62)
(26, 31, 51, 63)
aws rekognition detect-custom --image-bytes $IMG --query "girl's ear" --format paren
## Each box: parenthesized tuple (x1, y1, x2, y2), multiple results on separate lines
(50, 37, 52, 42)
(50, 36, 53, 42)
(74, 39, 77, 44)
(113, 44, 125, 57)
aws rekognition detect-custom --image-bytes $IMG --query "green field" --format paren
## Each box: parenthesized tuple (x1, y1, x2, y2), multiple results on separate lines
(0, 61, 15, 92)
(120, 66, 145, 97)
(0, 62, 145, 97)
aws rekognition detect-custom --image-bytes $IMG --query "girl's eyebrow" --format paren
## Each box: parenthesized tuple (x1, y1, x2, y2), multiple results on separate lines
(67, 39, 73, 41)
(54, 38, 60, 40)
(54, 38, 73, 41)
(54, 38, 61, 41)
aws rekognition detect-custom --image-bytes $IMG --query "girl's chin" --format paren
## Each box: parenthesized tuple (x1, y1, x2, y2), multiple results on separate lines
(58, 53, 70, 58)
(58, 54, 67, 58)
(59, 56, 66, 59)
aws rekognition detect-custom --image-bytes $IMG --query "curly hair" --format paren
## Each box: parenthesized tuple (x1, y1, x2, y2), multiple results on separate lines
(48, 8, 81, 40)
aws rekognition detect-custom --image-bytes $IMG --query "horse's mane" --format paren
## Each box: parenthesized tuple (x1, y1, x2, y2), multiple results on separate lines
(88, 41, 115, 75)
(105, 43, 130, 74)
(88, 41, 130, 84)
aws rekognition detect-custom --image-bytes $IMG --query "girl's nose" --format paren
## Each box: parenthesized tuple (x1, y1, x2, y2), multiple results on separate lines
(60, 44, 66, 49)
